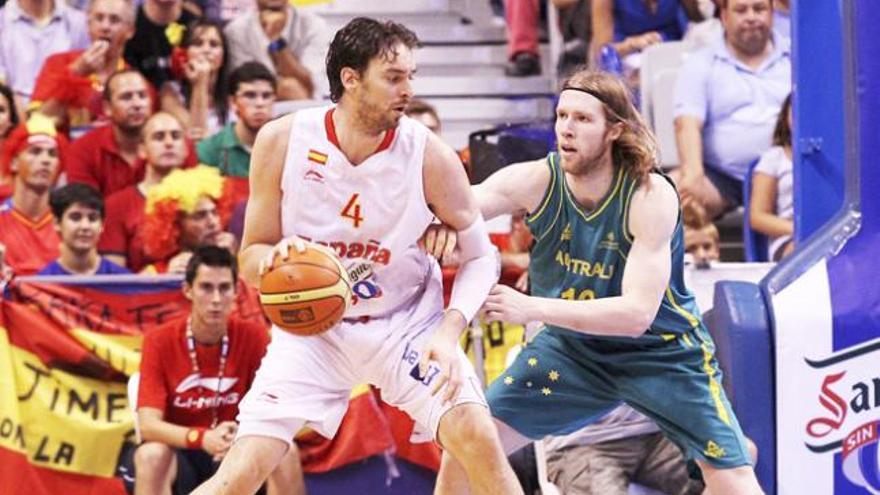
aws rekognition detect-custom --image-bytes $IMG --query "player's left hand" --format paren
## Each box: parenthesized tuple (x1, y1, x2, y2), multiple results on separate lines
(482, 284, 535, 325)
(419, 223, 458, 266)
(418, 311, 466, 404)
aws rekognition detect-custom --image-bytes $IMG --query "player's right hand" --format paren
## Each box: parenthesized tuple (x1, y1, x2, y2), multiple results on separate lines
(419, 310, 467, 404)
(258, 236, 307, 275)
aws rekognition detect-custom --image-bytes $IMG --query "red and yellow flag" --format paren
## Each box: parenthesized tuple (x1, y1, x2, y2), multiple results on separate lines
(0, 277, 429, 494)
(308, 149, 328, 165)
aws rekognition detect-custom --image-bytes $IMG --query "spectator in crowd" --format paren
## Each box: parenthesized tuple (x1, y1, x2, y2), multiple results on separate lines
(198, 62, 276, 185)
(0, 114, 66, 278)
(504, 0, 541, 77)
(66, 69, 151, 196)
(30, 0, 135, 130)
(100, 112, 189, 272)
(0, 82, 20, 150)
(67, 69, 198, 198)
(551, 0, 591, 77)
(589, 0, 695, 67)
(224, 0, 330, 100)
(682, 198, 720, 267)
(683, 0, 722, 48)
(673, 0, 790, 219)
(750, 92, 793, 261)
(545, 404, 705, 495)
(201, 62, 277, 241)
(774, 0, 790, 39)
(141, 166, 236, 273)
(162, 19, 230, 140)
(404, 98, 441, 134)
(0, 0, 89, 104)
(0, 82, 21, 201)
(39, 183, 130, 275)
(124, 0, 199, 91)
(134, 246, 304, 495)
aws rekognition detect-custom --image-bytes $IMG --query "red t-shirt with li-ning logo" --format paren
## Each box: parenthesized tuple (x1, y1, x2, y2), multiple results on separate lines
(137, 315, 270, 427)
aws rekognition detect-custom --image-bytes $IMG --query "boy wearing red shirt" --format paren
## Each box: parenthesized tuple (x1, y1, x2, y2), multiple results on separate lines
(0, 114, 66, 279)
(133, 246, 304, 494)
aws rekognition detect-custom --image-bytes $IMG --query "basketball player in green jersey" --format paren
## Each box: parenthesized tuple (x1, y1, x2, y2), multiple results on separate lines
(434, 70, 764, 495)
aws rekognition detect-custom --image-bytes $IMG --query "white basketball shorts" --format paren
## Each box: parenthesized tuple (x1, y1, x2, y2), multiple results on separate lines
(236, 268, 486, 446)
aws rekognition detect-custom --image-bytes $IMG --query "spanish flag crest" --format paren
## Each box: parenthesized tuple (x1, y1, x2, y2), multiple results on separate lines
(308, 149, 328, 165)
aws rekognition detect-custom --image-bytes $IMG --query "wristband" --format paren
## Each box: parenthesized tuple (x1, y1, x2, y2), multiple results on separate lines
(268, 38, 287, 54)
(185, 427, 206, 449)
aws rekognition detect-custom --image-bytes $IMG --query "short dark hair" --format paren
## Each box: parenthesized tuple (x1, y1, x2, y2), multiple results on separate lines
(228, 61, 277, 97)
(325, 17, 419, 103)
(185, 245, 238, 285)
(49, 183, 105, 220)
(102, 68, 146, 102)
(0, 83, 20, 136)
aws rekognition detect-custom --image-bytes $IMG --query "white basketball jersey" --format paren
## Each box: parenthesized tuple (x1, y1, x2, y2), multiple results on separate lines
(280, 105, 438, 318)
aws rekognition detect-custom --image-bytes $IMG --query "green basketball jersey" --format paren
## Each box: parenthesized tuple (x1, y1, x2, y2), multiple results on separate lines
(525, 153, 702, 340)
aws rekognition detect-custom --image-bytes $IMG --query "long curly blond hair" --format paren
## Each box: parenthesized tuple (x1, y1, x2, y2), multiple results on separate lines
(142, 166, 234, 260)
(561, 70, 660, 184)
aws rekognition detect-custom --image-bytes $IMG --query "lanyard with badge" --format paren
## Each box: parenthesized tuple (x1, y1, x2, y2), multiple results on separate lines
(185, 318, 230, 429)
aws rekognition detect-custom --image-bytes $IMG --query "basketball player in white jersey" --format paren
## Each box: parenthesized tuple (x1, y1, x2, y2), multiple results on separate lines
(191, 17, 523, 495)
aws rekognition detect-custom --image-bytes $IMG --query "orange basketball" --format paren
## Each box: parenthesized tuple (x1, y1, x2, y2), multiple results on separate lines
(259, 244, 352, 336)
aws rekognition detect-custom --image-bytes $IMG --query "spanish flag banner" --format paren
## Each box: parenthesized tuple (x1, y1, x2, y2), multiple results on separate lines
(0, 276, 409, 494)
(0, 278, 185, 495)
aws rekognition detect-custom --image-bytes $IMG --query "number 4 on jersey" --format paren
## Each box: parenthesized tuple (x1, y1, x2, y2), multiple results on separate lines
(341, 193, 364, 228)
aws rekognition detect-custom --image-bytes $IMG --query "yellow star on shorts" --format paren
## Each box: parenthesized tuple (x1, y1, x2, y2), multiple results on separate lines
(527, 357, 538, 367)
(541, 387, 552, 396)
(548, 370, 560, 382)
(504, 376, 514, 385)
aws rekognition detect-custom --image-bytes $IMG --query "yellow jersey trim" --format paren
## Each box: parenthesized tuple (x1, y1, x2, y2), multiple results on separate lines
(621, 177, 639, 244)
(695, 332, 732, 426)
(564, 165, 624, 223)
(526, 155, 558, 225)
(665, 287, 699, 328)
(531, 155, 565, 243)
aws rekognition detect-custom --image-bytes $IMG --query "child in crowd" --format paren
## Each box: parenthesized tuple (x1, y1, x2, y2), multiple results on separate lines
(750, 93, 794, 261)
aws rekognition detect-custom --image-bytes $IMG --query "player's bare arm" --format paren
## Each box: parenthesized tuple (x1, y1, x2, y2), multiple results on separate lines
(473, 158, 551, 220)
(238, 114, 305, 286)
(421, 158, 549, 259)
(483, 174, 678, 337)
(423, 132, 480, 232)
(418, 132, 498, 403)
